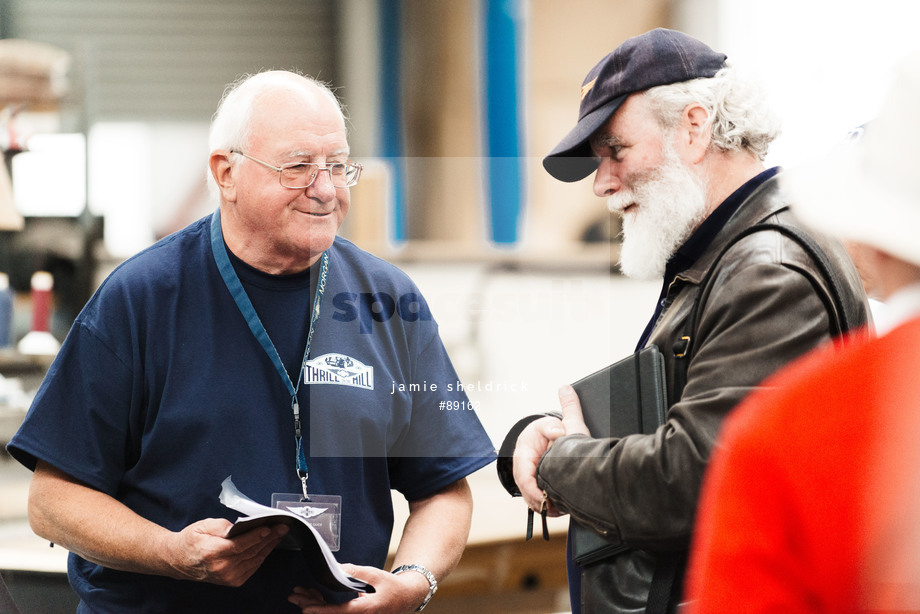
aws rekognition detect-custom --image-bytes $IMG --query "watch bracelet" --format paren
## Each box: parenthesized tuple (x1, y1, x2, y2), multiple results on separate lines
(392, 563, 438, 612)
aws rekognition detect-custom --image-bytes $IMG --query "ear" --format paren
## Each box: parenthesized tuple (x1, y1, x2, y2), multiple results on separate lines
(209, 151, 237, 203)
(677, 104, 712, 165)
(857, 245, 920, 301)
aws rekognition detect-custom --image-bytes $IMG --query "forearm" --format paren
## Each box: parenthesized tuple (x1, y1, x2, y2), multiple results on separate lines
(29, 460, 282, 587)
(392, 478, 473, 582)
(28, 460, 177, 577)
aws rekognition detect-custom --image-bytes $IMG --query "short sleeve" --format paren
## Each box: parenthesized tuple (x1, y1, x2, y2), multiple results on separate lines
(8, 318, 138, 495)
(387, 326, 496, 500)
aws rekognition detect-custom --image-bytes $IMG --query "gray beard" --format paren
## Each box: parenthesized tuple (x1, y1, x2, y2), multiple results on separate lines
(610, 148, 709, 281)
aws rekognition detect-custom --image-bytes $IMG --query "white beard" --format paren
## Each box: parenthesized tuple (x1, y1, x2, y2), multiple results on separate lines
(609, 145, 709, 281)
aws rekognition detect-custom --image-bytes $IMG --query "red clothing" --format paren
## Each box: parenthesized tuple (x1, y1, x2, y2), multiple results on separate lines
(686, 317, 920, 613)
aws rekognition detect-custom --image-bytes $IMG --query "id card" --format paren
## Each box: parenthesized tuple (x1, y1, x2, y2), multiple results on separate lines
(272, 493, 342, 552)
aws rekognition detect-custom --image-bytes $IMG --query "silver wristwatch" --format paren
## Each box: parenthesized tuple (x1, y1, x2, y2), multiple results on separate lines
(392, 564, 438, 612)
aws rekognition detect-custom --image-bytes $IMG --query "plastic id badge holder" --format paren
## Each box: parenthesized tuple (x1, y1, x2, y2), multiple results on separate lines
(272, 493, 343, 552)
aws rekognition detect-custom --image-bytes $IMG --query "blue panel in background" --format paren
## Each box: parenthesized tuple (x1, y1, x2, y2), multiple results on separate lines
(378, 0, 407, 242)
(483, 0, 523, 244)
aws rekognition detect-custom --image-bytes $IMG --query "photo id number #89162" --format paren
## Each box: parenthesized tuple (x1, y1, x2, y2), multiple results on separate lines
(438, 400, 478, 411)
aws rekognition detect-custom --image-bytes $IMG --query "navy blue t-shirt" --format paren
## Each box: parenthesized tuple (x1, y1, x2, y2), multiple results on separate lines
(9, 212, 496, 613)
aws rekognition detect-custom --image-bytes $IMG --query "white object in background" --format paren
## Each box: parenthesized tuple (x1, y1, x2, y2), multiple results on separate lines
(17, 271, 60, 356)
(11, 133, 86, 217)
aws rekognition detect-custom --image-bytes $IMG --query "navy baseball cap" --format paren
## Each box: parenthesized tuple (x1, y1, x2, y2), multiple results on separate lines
(543, 28, 727, 182)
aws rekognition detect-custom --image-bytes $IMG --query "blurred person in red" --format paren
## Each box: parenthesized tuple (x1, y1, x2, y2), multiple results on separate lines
(685, 50, 920, 613)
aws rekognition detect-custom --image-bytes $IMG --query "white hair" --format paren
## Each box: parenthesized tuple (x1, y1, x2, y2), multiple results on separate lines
(207, 70, 345, 197)
(643, 66, 781, 161)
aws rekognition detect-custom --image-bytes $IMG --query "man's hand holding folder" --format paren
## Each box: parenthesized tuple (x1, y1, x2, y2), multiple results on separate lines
(512, 385, 591, 516)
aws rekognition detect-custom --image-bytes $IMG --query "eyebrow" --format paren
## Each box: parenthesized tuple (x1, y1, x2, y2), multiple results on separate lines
(282, 148, 350, 160)
(589, 133, 624, 150)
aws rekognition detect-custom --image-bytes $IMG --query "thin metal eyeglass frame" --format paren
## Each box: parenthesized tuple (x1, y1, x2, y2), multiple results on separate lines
(230, 150, 362, 188)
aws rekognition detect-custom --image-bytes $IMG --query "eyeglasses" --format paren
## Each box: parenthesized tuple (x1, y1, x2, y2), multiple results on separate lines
(231, 150, 362, 189)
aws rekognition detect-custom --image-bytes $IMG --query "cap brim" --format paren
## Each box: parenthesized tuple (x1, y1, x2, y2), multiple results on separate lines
(542, 93, 628, 182)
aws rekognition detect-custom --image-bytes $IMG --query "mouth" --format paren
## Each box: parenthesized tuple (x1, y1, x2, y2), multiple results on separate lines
(295, 209, 333, 218)
(612, 202, 638, 218)
(606, 195, 636, 216)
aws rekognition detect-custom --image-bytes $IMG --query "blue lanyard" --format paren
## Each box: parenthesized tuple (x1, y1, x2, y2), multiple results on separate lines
(209, 209, 328, 500)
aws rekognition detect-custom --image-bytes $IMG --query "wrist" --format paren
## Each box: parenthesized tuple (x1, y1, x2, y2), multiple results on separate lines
(498, 413, 560, 497)
(152, 529, 185, 581)
(392, 563, 437, 612)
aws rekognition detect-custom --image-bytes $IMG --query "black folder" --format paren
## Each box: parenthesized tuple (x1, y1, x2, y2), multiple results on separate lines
(569, 345, 668, 566)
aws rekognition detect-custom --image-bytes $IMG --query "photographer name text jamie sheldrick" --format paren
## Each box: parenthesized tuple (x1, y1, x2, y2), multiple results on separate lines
(390, 380, 528, 394)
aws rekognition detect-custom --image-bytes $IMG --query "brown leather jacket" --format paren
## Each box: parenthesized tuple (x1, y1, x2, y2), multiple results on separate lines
(535, 175, 871, 612)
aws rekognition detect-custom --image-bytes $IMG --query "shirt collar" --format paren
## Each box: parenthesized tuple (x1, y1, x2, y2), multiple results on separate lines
(874, 281, 920, 336)
(663, 166, 781, 282)
(636, 166, 780, 351)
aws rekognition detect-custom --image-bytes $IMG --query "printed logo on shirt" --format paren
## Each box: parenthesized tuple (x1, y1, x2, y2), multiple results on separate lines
(304, 353, 374, 390)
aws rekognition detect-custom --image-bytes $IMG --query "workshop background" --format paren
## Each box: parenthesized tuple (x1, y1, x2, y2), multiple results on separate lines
(0, 0, 916, 612)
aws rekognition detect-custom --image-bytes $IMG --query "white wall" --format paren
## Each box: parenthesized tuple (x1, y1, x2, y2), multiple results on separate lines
(679, 0, 920, 167)
(395, 263, 660, 543)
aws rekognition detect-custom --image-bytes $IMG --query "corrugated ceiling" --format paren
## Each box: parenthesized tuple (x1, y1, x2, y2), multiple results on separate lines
(9, 0, 339, 121)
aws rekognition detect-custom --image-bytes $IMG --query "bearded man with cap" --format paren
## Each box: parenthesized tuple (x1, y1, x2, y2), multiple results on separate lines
(686, 50, 920, 613)
(497, 28, 871, 613)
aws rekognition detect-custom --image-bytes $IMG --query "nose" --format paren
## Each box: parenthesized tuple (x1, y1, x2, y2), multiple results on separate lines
(306, 167, 338, 202)
(593, 158, 621, 198)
